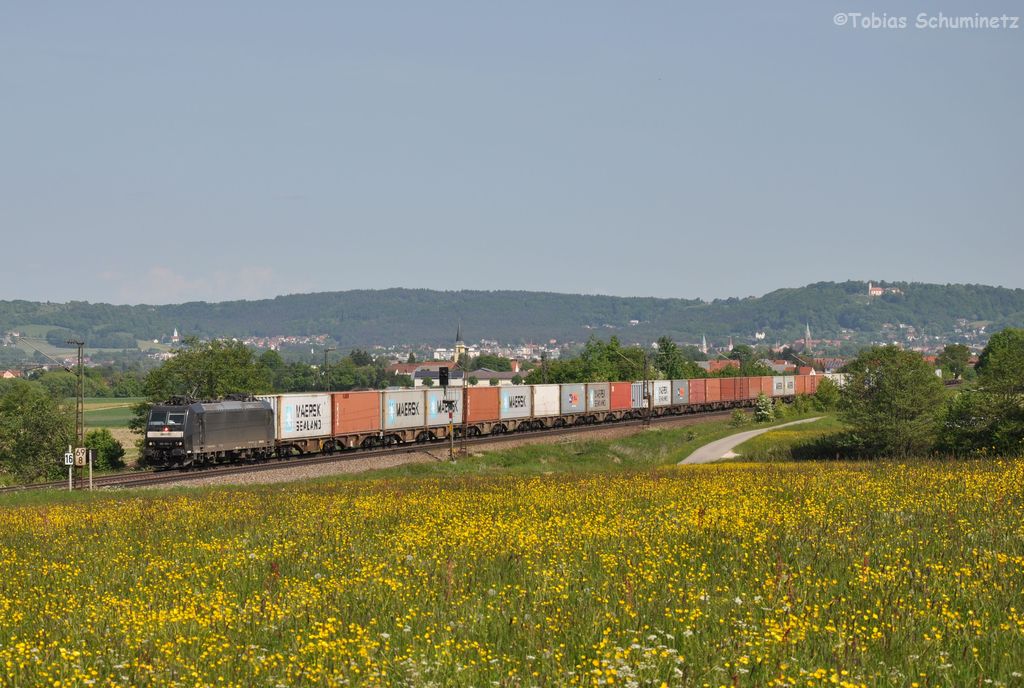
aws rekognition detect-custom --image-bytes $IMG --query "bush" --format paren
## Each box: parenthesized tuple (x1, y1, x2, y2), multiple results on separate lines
(753, 394, 775, 423)
(729, 409, 751, 428)
(85, 428, 126, 470)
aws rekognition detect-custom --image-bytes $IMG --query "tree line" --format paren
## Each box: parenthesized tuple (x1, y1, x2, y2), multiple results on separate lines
(815, 329, 1024, 458)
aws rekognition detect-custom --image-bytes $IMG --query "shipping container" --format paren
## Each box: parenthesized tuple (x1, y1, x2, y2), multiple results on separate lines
(824, 372, 846, 388)
(736, 377, 750, 400)
(466, 387, 501, 423)
(795, 375, 807, 395)
(720, 377, 737, 402)
(759, 376, 774, 397)
(533, 385, 561, 417)
(609, 382, 632, 411)
(331, 391, 381, 436)
(257, 393, 332, 440)
(382, 390, 427, 431)
(785, 376, 796, 395)
(586, 382, 610, 412)
(706, 378, 721, 403)
(772, 376, 787, 397)
(427, 388, 464, 427)
(671, 379, 689, 405)
(689, 378, 707, 404)
(631, 382, 647, 409)
(499, 386, 532, 420)
(649, 380, 671, 407)
(806, 375, 819, 395)
(561, 384, 586, 415)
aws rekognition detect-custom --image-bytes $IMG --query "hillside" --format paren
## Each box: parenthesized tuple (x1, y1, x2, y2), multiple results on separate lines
(2, 281, 1023, 349)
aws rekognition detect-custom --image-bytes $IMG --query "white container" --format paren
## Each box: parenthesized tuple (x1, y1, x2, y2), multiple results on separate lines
(426, 388, 463, 427)
(257, 393, 332, 440)
(631, 381, 647, 409)
(499, 386, 532, 420)
(532, 384, 561, 417)
(383, 390, 427, 430)
(651, 380, 672, 407)
(586, 383, 610, 412)
(772, 376, 787, 397)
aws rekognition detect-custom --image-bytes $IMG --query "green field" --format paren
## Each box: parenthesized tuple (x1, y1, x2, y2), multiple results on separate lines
(81, 397, 144, 428)
(730, 415, 849, 462)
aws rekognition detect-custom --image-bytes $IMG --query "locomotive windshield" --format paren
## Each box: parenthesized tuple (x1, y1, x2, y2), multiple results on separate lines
(149, 411, 186, 427)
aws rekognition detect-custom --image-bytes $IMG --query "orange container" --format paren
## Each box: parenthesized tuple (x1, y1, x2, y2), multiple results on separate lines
(689, 379, 706, 403)
(609, 382, 632, 411)
(466, 387, 501, 423)
(706, 378, 721, 402)
(332, 391, 381, 435)
(720, 377, 737, 401)
(795, 376, 807, 395)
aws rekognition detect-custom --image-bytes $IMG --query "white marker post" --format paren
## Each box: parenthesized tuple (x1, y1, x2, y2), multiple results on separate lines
(64, 445, 74, 491)
(88, 448, 94, 491)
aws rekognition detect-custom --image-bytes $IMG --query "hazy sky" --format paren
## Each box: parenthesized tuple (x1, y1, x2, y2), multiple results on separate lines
(2, 2, 1021, 305)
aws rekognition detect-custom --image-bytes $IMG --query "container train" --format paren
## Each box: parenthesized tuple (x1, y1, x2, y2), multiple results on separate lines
(143, 373, 843, 468)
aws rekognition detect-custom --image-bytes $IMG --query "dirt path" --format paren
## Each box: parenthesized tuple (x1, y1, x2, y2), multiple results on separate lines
(678, 417, 822, 465)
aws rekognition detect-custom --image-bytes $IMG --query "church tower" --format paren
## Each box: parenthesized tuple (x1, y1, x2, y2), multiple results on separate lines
(453, 323, 467, 364)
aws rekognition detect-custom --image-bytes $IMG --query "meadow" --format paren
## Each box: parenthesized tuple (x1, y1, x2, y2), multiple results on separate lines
(1, 458, 1022, 687)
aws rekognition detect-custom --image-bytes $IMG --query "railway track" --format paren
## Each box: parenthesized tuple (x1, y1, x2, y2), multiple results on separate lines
(0, 409, 734, 493)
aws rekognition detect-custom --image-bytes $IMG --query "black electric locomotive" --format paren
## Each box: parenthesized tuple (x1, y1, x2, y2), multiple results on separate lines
(144, 396, 275, 467)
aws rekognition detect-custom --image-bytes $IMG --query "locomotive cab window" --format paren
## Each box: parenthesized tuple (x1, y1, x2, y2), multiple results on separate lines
(149, 412, 185, 426)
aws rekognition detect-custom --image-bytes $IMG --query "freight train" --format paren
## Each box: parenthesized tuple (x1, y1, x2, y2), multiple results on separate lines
(143, 373, 843, 468)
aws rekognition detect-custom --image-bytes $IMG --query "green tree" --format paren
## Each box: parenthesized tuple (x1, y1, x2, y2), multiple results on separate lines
(349, 349, 373, 367)
(839, 346, 946, 457)
(512, 374, 524, 385)
(936, 344, 971, 381)
(406, 352, 417, 364)
(472, 355, 512, 372)
(85, 428, 126, 470)
(0, 381, 74, 482)
(468, 376, 479, 386)
(489, 378, 500, 386)
(422, 378, 434, 388)
(945, 328, 1024, 455)
(144, 338, 273, 401)
(813, 376, 840, 410)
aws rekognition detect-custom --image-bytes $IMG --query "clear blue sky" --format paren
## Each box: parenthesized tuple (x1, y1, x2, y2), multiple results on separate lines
(2, 2, 1021, 305)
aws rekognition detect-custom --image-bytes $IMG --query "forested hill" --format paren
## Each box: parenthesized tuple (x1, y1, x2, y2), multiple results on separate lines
(2, 281, 1024, 348)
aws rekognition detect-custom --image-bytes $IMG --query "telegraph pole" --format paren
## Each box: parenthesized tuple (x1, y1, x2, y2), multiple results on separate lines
(66, 339, 85, 487)
(323, 347, 335, 391)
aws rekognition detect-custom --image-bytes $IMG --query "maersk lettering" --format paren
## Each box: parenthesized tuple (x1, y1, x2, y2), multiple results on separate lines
(395, 401, 420, 417)
(292, 403, 323, 419)
(507, 394, 527, 409)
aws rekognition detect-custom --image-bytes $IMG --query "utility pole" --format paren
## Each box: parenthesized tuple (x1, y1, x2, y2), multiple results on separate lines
(643, 350, 652, 429)
(323, 347, 335, 391)
(610, 346, 652, 428)
(67, 339, 85, 487)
